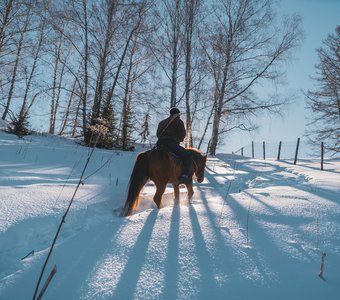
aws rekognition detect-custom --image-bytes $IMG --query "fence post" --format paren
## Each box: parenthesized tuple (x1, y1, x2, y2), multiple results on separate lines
(277, 141, 282, 161)
(321, 142, 324, 171)
(241, 147, 244, 156)
(252, 141, 254, 158)
(263, 141, 266, 160)
(294, 138, 300, 165)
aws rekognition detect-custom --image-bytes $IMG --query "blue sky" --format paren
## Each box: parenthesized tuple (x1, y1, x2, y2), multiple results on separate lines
(223, 0, 340, 154)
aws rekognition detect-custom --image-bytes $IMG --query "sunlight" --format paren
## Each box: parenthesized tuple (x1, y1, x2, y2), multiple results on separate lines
(82, 219, 146, 299)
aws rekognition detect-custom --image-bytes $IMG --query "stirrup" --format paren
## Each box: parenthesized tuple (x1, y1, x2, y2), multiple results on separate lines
(179, 174, 190, 183)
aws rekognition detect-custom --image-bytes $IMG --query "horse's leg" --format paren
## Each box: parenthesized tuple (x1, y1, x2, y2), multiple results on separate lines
(153, 182, 166, 209)
(185, 182, 194, 204)
(172, 183, 180, 205)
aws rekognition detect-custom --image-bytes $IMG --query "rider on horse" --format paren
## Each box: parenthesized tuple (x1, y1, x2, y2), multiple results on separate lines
(156, 107, 192, 183)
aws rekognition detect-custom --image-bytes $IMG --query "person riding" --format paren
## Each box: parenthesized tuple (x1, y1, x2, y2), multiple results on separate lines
(156, 107, 192, 183)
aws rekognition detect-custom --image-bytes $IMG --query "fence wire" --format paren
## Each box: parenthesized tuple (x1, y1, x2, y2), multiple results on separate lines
(235, 140, 336, 160)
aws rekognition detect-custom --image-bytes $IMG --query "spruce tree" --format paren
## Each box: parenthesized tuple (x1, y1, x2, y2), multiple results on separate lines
(139, 112, 150, 146)
(120, 100, 135, 151)
(96, 97, 117, 149)
(7, 112, 30, 138)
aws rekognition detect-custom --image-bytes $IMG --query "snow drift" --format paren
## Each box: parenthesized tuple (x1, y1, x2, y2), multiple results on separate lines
(0, 131, 339, 300)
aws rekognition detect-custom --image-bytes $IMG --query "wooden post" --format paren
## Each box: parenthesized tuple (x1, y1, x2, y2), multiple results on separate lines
(252, 141, 254, 158)
(321, 142, 324, 171)
(277, 141, 282, 161)
(263, 141, 265, 160)
(318, 252, 326, 280)
(294, 138, 300, 165)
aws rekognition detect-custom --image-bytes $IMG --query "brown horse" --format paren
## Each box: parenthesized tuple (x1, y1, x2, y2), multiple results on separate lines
(121, 148, 207, 216)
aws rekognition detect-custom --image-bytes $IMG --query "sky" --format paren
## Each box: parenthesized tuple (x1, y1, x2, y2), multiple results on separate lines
(223, 0, 340, 154)
(4, 0, 338, 157)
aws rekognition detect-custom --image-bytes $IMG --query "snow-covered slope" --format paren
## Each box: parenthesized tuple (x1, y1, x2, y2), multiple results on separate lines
(0, 131, 339, 300)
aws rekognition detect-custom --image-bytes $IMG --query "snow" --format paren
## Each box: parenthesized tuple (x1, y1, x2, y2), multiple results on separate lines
(0, 130, 339, 300)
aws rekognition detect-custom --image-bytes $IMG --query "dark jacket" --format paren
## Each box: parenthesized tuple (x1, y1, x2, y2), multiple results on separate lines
(157, 115, 186, 144)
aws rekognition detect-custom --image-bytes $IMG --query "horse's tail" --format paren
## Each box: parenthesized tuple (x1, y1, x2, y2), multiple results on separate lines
(121, 151, 149, 217)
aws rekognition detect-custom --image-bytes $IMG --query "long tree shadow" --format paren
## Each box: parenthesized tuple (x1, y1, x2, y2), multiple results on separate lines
(201, 166, 316, 288)
(226, 194, 301, 274)
(205, 157, 340, 292)
(224, 194, 328, 300)
(162, 205, 180, 299)
(186, 172, 248, 295)
(231, 158, 340, 205)
(282, 159, 340, 174)
(0, 208, 127, 300)
(111, 210, 158, 299)
(47, 217, 127, 299)
(204, 159, 331, 248)
(187, 204, 222, 298)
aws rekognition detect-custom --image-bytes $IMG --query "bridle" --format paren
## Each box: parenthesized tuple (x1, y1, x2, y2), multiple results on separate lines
(192, 154, 205, 181)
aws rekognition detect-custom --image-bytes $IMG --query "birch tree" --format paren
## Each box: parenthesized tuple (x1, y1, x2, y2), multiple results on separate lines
(183, 0, 204, 147)
(2, 2, 33, 120)
(45, 0, 92, 136)
(0, 0, 16, 88)
(305, 26, 340, 153)
(202, 0, 303, 155)
(153, 0, 184, 109)
(90, 0, 117, 123)
(0, 0, 14, 60)
(48, 29, 66, 134)
(16, 18, 46, 131)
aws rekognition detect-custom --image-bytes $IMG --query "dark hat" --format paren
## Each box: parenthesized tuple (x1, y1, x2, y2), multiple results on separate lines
(170, 107, 180, 115)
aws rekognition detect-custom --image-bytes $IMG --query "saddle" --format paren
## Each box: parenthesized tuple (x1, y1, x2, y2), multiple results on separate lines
(153, 145, 182, 165)
(152, 145, 191, 184)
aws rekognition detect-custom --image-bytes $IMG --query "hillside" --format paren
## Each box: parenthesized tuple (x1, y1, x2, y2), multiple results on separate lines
(0, 131, 339, 300)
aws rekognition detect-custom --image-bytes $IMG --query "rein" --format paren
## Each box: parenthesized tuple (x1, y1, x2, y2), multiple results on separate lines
(192, 157, 199, 173)
(192, 153, 204, 175)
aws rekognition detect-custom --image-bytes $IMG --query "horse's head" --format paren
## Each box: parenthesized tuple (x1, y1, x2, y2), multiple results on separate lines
(190, 149, 207, 183)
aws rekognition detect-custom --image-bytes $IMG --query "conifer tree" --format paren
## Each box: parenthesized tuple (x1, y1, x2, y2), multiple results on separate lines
(7, 112, 30, 138)
(120, 100, 135, 151)
(139, 112, 150, 146)
(97, 97, 117, 149)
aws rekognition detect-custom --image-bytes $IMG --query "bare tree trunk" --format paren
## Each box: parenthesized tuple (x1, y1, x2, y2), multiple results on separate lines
(197, 102, 215, 150)
(209, 58, 230, 154)
(91, 0, 116, 122)
(49, 34, 63, 134)
(59, 78, 77, 135)
(305, 26, 340, 153)
(53, 60, 66, 131)
(169, 0, 182, 108)
(81, 0, 88, 135)
(2, 4, 32, 120)
(204, 0, 302, 155)
(45, 0, 90, 136)
(209, 96, 223, 155)
(0, 0, 14, 54)
(19, 19, 45, 121)
(120, 47, 135, 150)
(105, 13, 143, 107)
(184, 0, 200, 147)
(72, 97, 82, 137)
